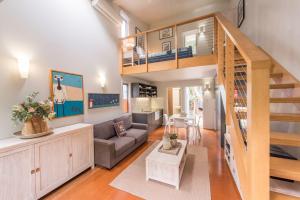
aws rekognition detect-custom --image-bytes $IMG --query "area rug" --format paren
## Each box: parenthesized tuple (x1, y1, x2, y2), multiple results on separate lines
(110, 141, 211, 200)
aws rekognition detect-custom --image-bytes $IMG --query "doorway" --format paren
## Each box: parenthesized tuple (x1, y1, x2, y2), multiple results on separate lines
(122, 83, 129, 113)
(167, 87, 183, 115)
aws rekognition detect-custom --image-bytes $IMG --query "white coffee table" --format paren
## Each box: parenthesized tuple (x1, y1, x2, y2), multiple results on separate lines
(146, 139, 188, 189)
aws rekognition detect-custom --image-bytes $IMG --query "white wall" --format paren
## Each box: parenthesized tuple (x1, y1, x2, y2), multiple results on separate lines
(238, 0, 300, 80)
(0, 0, 146, 139)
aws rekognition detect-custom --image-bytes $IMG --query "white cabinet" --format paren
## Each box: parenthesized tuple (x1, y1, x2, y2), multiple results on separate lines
(0, 146, 35, 200)
(35, 136, 71, 198)
(0, 123, 93, 200)
(70, 129, 93, 177)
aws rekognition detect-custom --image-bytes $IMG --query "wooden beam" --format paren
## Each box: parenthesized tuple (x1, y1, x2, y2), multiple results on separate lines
(148, 60, 177, 72)
(217, 23, 225, 84)
(178, 55, 217, 68)
(225, 37, 234, 125)
(175, 25, 178, 68)
(214, 16, 218, 57)
(122, 65, 147, 75)
(145, 33, 148, 72)
(246, 60, 270, 200)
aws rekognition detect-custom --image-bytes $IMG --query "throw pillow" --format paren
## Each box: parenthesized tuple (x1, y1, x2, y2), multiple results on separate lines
(114, 121, 127, 137)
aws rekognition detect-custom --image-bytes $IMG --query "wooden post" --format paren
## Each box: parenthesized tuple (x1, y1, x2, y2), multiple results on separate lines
(214, 16, 218, 57)
(145, 33, 148, 72)
(174, 25, 178, 68)
(225, 36, 234, 125)
(217, 23, 225, 84)
(246, 60, 270, 200)
(119, 40, 123, 75)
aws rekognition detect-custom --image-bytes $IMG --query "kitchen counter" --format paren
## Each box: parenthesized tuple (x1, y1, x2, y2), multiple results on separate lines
(132, 109, 163, 132)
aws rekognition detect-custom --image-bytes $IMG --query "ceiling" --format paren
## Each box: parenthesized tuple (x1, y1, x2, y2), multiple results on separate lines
(126, 65, 217, 82)
(113, 0, 225, 25)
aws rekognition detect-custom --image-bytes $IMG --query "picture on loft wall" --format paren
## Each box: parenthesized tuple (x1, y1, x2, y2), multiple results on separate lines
(50, 70, 84, 118)
(162, 41, 171, 51)
(159, 27, 173, 40)
(237, 0, 245, 28)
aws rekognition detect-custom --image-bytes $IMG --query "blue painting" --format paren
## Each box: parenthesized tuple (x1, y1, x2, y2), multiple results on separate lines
(88, 93, 120, 109)
(50, 70, 84, 118)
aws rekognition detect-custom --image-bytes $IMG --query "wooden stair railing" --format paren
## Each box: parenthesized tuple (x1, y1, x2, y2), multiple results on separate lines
(215, 12, 271, 200)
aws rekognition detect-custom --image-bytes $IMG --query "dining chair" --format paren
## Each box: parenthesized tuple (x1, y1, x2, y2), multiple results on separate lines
(173, 118, 189, 139)
(163, 114, 174, 133)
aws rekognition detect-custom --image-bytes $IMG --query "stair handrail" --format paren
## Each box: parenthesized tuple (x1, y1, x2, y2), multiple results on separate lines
(215, 12, 271, 200)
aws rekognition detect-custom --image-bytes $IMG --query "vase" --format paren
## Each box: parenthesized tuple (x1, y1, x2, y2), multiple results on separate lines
(162, 135, 172, 150)
(22, 118, 49, 135)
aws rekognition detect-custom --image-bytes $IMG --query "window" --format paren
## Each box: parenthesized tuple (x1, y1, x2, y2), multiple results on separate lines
(122, 83, 129, 113)
(120, 10, 129, 38)
(184, 33, 197, 55)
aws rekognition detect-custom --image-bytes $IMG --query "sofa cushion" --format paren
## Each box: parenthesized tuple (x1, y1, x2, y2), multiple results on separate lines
(114, 114, 132, 130)
(94, 120, 116, 140)
(126, 128, 147, 143)
(109, 136, 135, 157)
(114, 121, 127, 137)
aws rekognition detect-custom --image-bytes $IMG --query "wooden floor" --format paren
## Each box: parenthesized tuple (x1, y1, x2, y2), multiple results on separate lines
(43, 127, 241, 200)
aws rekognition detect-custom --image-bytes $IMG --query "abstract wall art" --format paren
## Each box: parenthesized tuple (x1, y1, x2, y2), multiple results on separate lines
(50, 70, 84, 118)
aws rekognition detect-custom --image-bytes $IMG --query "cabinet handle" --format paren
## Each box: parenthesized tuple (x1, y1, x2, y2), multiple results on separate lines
(69, 153, 72, 157)
(31, 169, 35, 174)
(36, 168, 40, 173)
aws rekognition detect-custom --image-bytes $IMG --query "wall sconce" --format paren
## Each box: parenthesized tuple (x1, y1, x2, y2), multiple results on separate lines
(17, 57, 30, 79)
(99, 73, 106, 88)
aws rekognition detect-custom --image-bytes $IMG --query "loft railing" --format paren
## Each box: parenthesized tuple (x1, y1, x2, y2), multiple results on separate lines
(215, 13, 271, 200)
(119, 14, 217, 74)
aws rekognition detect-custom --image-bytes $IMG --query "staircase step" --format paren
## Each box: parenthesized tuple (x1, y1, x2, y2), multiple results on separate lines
(235, 66, 247, 72)
(271, 113, 300, 122)
(271, 97, 300, 103)
(270, 157, 300, 182)
(270, 83, 296, 89)
(235, 97, 300, 104)
(271, 132, 300, 147)
(271, 192, 300, 200)
(271, 73, 284, 79)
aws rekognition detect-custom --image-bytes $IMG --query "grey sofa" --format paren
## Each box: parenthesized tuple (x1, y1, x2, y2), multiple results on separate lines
(94, 114, 148, 169)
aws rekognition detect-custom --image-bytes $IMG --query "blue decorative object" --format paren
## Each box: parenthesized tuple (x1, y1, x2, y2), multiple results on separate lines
(88, 93, 120, 109)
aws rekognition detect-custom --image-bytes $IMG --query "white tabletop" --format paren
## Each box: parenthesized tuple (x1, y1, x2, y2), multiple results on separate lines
(146, 139, 187, 166)
(170, 113, 195, 120)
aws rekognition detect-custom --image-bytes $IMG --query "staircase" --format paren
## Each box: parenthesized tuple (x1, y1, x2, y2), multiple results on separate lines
(232, 48, 300, 199)
(215, 12, 300, 200)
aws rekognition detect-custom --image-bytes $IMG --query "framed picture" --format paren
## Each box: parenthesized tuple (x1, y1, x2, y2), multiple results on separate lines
(135, 27, 145, 49)
(88, 93, 120, 109)
(162, 41, 171, 51)
(237, 0, 245, 28)
(159, 27, 173, 40)
(50, 70, 84, 118)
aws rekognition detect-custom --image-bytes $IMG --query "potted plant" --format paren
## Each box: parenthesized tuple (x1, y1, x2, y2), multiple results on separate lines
(169, 133, 178, 147)
(12, 92, 56, 135)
